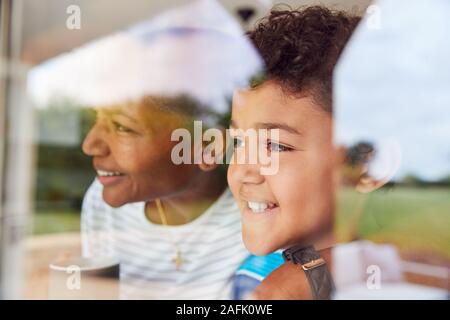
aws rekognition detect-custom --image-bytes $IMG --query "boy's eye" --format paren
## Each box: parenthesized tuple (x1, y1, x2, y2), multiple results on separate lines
(112, 121, 134, 134)
(232, 137, 244, 148)
(267, 141, 293, 152)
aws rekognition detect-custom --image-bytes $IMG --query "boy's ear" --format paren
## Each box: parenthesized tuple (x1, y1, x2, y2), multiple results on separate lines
(356, 174, 389, 193)
(355, 140, 402, 193)
(337, 140, 401, 193)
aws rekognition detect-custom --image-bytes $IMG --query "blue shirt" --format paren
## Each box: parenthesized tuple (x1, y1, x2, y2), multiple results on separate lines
(232, 252, 284, 300)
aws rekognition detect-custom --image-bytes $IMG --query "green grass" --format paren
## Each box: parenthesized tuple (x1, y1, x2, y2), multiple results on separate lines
(336, 187, 450, 262)
(33, 186, 450, 262)
(32, 209, 80, 235)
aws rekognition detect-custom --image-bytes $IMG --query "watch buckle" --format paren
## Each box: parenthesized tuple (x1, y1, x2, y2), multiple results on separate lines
(302, 257, 325, 271)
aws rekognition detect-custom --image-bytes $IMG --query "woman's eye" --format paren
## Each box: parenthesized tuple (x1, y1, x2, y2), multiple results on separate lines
(267, 141, 292, 152)
(232, 137, 244, 148)
(112, 121, 134, 133)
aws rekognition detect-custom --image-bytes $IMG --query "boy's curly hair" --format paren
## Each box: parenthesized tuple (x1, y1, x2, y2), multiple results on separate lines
(248, 6, 360, 112)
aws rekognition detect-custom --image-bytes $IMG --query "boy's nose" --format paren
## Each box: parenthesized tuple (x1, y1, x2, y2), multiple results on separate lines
(82, 125, 110, 157)
(230, 162, 265, 186)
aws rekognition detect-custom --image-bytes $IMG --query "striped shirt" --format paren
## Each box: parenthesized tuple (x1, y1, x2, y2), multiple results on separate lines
(81, 180, 250, 299)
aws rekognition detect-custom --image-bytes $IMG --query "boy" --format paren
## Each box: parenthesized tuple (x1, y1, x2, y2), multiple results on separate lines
(227, 6, 360, 299)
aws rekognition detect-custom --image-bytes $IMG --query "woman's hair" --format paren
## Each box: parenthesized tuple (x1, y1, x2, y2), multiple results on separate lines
(248, 6, 360, 112)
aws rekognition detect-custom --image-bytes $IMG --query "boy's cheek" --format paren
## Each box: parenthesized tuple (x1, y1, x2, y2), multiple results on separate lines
(265, 173, 297, 200)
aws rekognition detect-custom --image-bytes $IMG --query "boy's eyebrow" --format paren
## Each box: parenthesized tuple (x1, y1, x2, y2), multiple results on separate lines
(230, 120, 301, 135)
(255, 122, 301, 135)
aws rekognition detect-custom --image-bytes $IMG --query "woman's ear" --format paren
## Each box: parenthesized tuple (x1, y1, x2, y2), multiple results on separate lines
(198, 161, 219, 172)
(199, 127, 226, 172)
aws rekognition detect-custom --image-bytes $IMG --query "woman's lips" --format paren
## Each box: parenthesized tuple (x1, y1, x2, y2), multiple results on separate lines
(96, 169, 126, 187)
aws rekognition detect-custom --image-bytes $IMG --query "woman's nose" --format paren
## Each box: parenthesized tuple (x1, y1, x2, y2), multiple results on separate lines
(82, 124, 110, 157)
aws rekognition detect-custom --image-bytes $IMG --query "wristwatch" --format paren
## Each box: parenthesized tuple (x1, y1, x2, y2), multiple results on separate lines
(282, 245, 335, 300)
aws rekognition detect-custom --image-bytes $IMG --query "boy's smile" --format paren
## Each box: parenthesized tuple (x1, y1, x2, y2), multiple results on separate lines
(239, 186, 280, 226)
(227, 81, 336, 255)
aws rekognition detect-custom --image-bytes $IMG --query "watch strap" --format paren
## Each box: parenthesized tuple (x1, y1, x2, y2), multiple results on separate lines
(282, 245, 335, 300)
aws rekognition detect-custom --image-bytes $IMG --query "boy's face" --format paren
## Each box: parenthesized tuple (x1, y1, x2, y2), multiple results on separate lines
(82, 100, 197, 207)
(228, 82, 336, 255)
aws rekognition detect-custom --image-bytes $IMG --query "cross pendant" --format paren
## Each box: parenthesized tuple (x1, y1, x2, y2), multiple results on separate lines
(173, 249, 183, 270)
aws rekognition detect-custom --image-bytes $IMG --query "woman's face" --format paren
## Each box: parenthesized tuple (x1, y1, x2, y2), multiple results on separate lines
(82, 100, 198, 207)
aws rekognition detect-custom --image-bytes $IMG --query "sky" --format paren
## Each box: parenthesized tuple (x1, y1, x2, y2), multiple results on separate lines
(335, 0, 450, 181)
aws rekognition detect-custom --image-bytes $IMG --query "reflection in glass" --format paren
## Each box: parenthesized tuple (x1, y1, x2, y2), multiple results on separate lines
(334, 0, 450, 298)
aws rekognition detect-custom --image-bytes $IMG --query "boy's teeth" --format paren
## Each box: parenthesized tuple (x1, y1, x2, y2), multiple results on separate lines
(97, 170, 122, 177)
(247, 201, 268, 213)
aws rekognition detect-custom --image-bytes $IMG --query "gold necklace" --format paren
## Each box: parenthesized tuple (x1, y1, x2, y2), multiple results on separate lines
(155, 198, 183, 270)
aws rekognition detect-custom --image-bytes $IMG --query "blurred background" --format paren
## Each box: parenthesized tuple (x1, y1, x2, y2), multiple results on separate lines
(0, 0, 448, 299)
